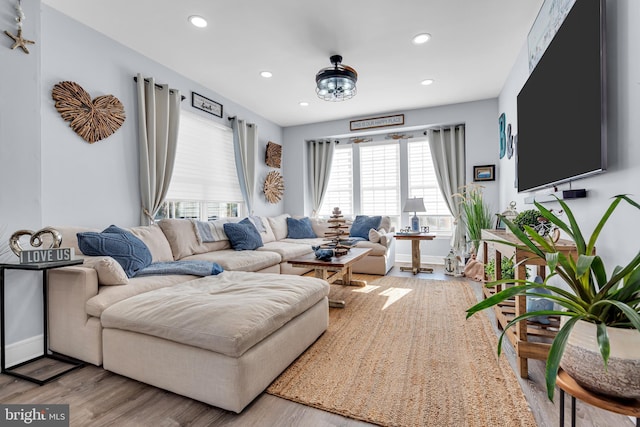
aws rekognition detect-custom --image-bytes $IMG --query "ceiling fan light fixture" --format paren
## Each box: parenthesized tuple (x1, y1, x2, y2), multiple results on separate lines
(315, 55, 358, 102)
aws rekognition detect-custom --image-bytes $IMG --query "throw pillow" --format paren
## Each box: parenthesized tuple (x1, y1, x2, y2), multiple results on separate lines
(81, 256, 129, 286)
(526, 275, 553, 324)
(286, 217, 317, 239)
(77, 225, 153, 278)
(350, 215, 382, 239)
(223, 218, 264, 251)
(368, 228, 387, 243)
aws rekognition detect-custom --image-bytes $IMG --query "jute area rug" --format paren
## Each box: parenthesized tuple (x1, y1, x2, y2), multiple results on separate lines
(267, 275, 537, 427)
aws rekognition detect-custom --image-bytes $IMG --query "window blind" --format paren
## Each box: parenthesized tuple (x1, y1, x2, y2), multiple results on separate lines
(408, 139, 452, 216)
(166, 110, 243, 203)
(360, 143, 399, 216)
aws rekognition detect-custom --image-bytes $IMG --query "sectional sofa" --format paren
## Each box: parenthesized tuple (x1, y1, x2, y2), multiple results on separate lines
(46, 214, 395, 412)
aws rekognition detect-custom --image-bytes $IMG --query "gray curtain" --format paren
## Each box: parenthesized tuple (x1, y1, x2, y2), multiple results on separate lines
(136, 73, 181, 225)
(232, 118, 257, 214)
(428, 125, 466, 253)
(309, 140, 336, 217)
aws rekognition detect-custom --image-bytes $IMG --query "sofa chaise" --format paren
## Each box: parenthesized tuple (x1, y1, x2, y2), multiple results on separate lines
(46, 214, 394, 412)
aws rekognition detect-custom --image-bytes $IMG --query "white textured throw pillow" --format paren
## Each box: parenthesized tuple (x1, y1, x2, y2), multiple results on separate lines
(82, 256, 129, 286)
(368, 228, 386, 243)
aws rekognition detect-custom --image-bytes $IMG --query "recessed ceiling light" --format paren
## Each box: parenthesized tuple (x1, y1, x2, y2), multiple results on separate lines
(299, 101, 309, 107)
(421, 79, 435, 86)
(412, 33, 431, 45)
(188, 15, 208, 28)
(260, 71, 273, 78)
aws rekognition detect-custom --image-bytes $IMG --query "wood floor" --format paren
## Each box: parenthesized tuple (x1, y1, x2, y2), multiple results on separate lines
(0, 264, 635, 427)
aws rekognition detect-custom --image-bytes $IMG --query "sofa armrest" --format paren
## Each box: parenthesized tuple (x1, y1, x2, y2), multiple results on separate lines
(47, 266, 102, 364)
(380, 232, 395, 248)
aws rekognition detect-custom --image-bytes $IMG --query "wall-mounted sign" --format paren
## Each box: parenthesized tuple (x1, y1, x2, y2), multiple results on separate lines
(350, 114, 404, 131)
(192, 92, 223, 118)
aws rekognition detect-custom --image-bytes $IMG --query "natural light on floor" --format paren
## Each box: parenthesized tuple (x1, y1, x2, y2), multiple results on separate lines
(379, 287, 413, 310)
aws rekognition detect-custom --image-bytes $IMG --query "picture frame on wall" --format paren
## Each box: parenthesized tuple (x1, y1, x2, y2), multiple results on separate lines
(192, 92, 223, 118)
(473, 165, 495, 182)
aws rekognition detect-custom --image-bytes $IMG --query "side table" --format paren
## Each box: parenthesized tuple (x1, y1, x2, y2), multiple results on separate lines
(556, 368, 640, 426)
(394, 233, 435, 275)
(1, 258, 85, 385)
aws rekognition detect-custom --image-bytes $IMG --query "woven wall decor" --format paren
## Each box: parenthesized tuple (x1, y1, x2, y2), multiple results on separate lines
(52, 81, 126, 144)
(263, 170, 285, 204)
(265, 141, 282, 168)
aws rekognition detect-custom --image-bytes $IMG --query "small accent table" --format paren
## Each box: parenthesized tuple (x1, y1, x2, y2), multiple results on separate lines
(288, 247, 372, 308)
(394, 233, 435, 275)
(1, 258, 85, 385)
(556, 369, 640, 427)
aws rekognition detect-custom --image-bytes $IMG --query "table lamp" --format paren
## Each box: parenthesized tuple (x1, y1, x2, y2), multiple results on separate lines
(403, 197, 426, 232)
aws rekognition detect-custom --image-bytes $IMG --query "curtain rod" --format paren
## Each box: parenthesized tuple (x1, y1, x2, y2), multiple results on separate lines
(133, 76, 185, 101)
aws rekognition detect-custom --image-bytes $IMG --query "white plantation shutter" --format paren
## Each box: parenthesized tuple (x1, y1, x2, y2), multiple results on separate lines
(319, 145, 353, 216)
(408, 139, 452, 216)
(360, 143, 400, 216)
(166, 110, 243, 203)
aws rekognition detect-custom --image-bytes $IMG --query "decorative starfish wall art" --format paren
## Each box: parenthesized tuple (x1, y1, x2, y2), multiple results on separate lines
(4, 0, 35, 54)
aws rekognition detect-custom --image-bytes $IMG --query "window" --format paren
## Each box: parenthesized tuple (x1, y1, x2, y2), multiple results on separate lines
(360, 143, 399, 216)
(318, 137, 453, 235)
(319, 145, 353, 217)
(408, 140, 453, 233)
(156, 110, 243, 221)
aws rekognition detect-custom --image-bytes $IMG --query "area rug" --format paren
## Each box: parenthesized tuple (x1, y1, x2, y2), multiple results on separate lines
(267, 276, 537, 427)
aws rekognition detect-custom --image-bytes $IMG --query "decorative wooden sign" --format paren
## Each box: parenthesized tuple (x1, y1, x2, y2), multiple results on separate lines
(265, 141, 282, 168)
(350, 114, 404, 131)
(52, 81, 125, 143)
(20, 248, 75, 264)
(192, 92, 222, 118)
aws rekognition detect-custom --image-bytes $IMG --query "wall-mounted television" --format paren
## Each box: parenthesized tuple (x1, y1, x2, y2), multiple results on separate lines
(516, 0, 606, 193)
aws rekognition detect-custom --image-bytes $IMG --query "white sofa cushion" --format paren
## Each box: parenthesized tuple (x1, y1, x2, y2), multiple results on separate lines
(267, 214, 291, 241)
(101, 271, 330, 358)
(128, 224, 174, 262)
(159, 219, 231, 260)
(181, 249, 281, 272)
(257, 241, 314, 261)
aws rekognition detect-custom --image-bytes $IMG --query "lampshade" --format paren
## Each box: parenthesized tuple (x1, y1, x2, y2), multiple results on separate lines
(403, 198, 426, 213)
(315, 55, 358, 102)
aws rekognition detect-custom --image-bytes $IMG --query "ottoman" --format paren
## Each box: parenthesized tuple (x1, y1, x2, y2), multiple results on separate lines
(100, 271, 329, 413)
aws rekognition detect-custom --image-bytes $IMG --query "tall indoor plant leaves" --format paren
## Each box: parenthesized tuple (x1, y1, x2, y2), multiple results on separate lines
(466, 194, 640, 400)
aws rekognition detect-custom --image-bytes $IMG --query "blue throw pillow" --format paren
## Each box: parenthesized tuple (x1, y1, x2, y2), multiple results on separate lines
(349, 215, 382, 239)
(77, 225, 153, 278)
(223, 218, 264, 250)
(286, 217, 317, 239)
(526, 275, 554, 324)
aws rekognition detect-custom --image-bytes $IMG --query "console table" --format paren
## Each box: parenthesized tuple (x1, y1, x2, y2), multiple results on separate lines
(0, 259, 85, 385)
(481, 229, 578, 378)
(556, 369, 640, 426)
(394, 233, 435, 275)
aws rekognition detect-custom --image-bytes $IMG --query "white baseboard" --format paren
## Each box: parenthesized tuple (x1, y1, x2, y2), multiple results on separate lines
(3, 334, 43, 367)
(395, 254, 443, 265)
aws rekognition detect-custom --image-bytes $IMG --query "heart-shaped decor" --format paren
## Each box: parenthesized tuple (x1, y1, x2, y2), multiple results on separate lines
(52, 81, 126, 144)
(9, 227, 63, 257)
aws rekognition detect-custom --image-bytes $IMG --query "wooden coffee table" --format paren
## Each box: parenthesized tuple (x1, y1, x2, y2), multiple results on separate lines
(288, 247, 372, 308)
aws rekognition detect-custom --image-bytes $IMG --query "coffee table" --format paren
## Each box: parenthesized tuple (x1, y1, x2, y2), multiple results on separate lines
(288, 247, 372, 308)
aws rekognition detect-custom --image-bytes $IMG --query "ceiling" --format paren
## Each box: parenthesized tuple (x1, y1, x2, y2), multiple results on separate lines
(43, 0, 543, 128)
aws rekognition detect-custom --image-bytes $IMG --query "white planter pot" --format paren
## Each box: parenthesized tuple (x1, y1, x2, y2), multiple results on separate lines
(560, 318, 640, 399)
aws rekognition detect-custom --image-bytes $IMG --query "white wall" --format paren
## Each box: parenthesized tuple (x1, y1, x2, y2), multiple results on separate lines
(282, 99, 501, 261)
(497, 0, 640, 277)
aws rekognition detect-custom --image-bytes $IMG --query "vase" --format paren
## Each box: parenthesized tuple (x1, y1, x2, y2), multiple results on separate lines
(560, 318, 640, 399)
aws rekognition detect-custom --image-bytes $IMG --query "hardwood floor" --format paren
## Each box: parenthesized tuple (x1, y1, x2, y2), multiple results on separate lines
(0, 264, 634, 426)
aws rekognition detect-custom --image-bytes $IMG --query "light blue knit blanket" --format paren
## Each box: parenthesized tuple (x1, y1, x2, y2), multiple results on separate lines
(137, 260, 223, 277)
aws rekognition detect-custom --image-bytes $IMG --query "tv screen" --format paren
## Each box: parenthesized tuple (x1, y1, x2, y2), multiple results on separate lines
(516, 0, 606, 193)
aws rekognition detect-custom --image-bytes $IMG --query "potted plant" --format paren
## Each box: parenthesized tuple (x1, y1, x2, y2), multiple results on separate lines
(466, 194, 640, 401)
(513, 209, 542, 232)
(454, 184, 494, 254)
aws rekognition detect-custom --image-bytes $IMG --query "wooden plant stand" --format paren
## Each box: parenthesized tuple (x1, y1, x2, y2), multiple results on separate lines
(481, 229, 578, 379)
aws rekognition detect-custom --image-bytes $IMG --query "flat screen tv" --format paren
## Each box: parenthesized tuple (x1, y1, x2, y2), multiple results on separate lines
(516, 0, 606, 193)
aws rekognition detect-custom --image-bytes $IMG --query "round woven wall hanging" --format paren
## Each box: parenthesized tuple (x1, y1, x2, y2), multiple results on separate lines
(52, 81, 126, 144)
(264, 170, 285, 204)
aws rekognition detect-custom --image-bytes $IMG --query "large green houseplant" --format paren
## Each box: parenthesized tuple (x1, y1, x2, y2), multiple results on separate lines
(466, 194, 640, 400)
